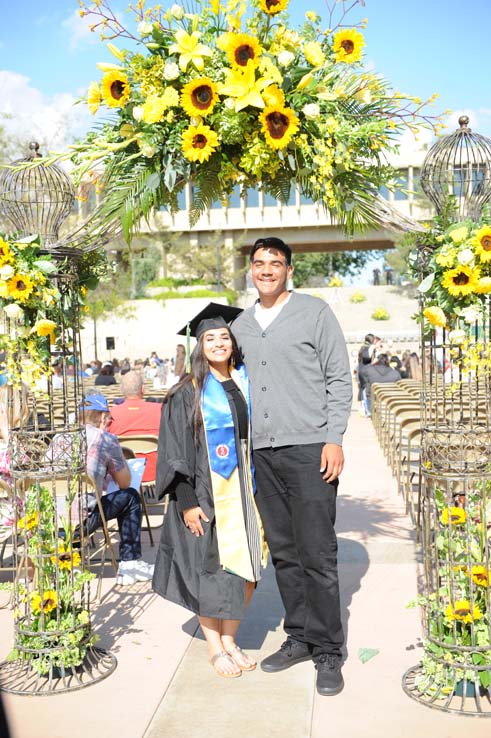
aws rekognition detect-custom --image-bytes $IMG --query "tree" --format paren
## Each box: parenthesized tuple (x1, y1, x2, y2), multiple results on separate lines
(83, 262, 134, 360)
(165, 231, 246, 291)
(292, 250, 383, 287)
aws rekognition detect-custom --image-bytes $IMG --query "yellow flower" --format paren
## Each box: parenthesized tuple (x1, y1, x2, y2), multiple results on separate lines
(442, 264, 481, 297)
(218, 63, 273, 112)
(475, 277, 491, 294)
(162, 87, 179, 108)
(181, 77, 218, 117)
(181, 123, 219, 163)
(141, 95, 167, 124)
(221, 33, 262, 68)
(304, 40, 325, 67)
(87, 81, 101, 114)
(332, 28, 365, 64)
(448, 225, 469, 244)
(259, 0, 289, 15)
(50, 541, 81, 571)
(210, 0, 221, 13)
(296, 72, 314, 90)
(169, 30, 212, 72)
(472, 225, 491, 263)
(6, 274, 35, 303)
(262, 84, 285, 107)
(440, 507, 466, 525)
(445, 600, 483, 624)
(0, 237, 13, 266)
(33, 319, 57, 342)
(101, 71, 130, 108)
(260, 105, 300, 150)
(471, 565, 490, 587)
(435, 248, 456, 268)
(31, 590, 58, 615)
(329, 275, 343, 287)
(423, 306, 447, 328)
(17, 511, 39, 531)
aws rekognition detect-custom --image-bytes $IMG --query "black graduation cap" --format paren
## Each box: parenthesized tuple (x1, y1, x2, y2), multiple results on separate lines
(177, 302, 243, 339)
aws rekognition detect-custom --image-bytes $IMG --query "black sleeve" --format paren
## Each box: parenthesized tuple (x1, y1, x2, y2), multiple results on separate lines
(155, 385, 197, 499)
(174, 473, 199, 512)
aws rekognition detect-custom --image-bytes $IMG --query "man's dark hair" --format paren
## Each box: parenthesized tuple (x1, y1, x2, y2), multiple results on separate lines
(250, 237, 292, 265)
(375, 353, 390, 366)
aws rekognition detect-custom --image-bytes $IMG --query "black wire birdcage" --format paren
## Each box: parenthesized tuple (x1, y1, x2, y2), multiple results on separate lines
(0, 149, 116, 695)
(421, 116, 491, 223)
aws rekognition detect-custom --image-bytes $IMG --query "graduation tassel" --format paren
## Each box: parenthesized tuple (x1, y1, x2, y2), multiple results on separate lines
(185, 322, 191, 374)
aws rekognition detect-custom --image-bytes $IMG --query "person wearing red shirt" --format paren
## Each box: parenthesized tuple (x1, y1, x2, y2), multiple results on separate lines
(107, 371, 162, 482)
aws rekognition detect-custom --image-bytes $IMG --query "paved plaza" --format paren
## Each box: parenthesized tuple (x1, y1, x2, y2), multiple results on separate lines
(1, 411, 490, 738)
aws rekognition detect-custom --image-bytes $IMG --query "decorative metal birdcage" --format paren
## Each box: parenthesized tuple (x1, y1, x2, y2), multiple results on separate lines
(403, 121, 491, 715)
(421, 116, 491, 223)
(0, 146, 116, 695)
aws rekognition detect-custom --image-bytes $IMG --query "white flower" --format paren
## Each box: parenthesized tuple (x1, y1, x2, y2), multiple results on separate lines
(137, 21, 153, 35)
(448, 329, 467, 345)
(458, 306, 480, 324)
(170, 4, 184, 19)
(163, 62, 180, 81)
(302, 103, 320, 119)
(0, 264, 15, 280)
(277, 50, 295, 68)
(139, 142, 157, 158)
(223, 98, 236, 110)
(457, 248, 474, 266)
(133, 106, 144, 122)
(3, 303, 24, 320)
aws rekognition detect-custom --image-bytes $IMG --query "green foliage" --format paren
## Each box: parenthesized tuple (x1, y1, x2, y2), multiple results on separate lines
(147, 276, 206, 289)
(292, 250, 382, 288)
(153, 288, 237, 304)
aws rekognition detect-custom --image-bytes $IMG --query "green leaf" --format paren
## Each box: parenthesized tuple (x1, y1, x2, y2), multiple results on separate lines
(145, 172, 161, 191)
(418, 272, 435, 293)
(358, 648, 379, 663)
(33, 260, 57, 274)
(15, 234, 39, 244)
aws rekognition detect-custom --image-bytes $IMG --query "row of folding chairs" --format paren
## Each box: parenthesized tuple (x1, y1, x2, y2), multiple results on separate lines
(370, 380, 423, 525)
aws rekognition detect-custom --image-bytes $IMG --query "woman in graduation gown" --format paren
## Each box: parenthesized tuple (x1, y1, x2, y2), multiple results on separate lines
(153, 305, 267, 678)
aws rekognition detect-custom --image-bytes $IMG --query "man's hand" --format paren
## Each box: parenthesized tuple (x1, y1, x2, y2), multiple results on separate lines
(320, 443, 344, 483)
(183, 506, 209, 536)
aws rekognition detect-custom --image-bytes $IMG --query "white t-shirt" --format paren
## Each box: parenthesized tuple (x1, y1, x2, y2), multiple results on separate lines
(254, 293, 292, 330)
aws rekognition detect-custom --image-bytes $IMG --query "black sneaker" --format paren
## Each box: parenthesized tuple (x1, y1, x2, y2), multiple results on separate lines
(315, 654, 344, 696)
(260, 638, 311, 673)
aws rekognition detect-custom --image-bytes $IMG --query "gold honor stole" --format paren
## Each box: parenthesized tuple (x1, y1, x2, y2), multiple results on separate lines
(200, 367, 259, 581)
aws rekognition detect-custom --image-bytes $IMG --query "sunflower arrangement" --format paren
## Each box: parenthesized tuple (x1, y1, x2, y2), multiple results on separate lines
(68, 0, 442, 236)
(10, 483, 95, 676)
(413, 484, 491, 695)
(410, 215, 491, 336)
(0, 232, 107, 391)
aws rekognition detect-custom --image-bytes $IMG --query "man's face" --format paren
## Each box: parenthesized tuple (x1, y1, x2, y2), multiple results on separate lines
(250, 247, 292, 300)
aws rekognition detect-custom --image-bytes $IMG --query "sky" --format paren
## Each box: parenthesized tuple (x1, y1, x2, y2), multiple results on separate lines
(1, 0, 490, 155)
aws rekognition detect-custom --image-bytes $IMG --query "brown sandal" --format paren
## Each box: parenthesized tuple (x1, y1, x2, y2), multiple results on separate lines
(226, 645, 257, 672)
(210, 651, 242, 678)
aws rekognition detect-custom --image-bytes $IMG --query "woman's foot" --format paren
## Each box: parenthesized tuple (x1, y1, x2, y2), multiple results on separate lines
(210, 651, 242, 678)
(225, 644, 257, 671)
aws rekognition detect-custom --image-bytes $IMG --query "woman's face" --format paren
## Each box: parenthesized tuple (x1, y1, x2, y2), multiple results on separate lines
(202, 328, 233, 367)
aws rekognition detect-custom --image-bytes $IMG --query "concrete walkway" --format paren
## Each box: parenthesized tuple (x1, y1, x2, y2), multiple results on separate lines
(1, 412, 491, 738)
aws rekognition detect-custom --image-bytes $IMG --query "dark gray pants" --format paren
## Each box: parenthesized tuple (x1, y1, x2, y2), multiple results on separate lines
(253, 443, 343, 659)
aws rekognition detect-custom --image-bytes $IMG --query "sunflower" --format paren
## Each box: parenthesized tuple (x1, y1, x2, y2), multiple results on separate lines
(17, 511, 39, 531)
(101, 70, 130, 108)
(472, 225, 491, 263)
(441, 264, 481, 297)
(87, 81, 101, 115)
(0, 237, 13, 266)
(181, 77, 218, 117)
(440, 507, 466, 525)
(221, 33, 262, 68)
(423, 306, 447, 328)
(259, 0, 289, 15)
(471, 565, 490, 587)
(31, 590, 58, 615)
(181, 123, 219, 163)
(332, 28, 365, 64)
(445, 599, 483, 623)
(260, 105, 300, 150)
(475, 277, 491, 294)
(50, 541, 81, 571)
(6, 273, 35, 303)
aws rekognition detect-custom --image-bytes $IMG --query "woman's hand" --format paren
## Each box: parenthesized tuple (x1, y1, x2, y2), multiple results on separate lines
(183, 506, 209, 536)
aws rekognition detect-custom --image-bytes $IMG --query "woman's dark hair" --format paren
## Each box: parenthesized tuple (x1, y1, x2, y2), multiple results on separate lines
(165, 328, 243, 442)
(99, 364, 114, 376)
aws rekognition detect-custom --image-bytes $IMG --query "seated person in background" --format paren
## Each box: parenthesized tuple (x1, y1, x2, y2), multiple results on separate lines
(0, 385, 29, 538)
(359, 353, 401, 418)
(107, 371, 162, 484)
(95, 362, 117, 386)
(73, 394, 154, 586)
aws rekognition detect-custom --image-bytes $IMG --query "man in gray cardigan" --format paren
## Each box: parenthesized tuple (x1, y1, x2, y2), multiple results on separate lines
(233, 237, 352, 696)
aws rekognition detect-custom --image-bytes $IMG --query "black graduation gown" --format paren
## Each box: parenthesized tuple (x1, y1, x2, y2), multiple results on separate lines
(152, 382, 251, 619)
